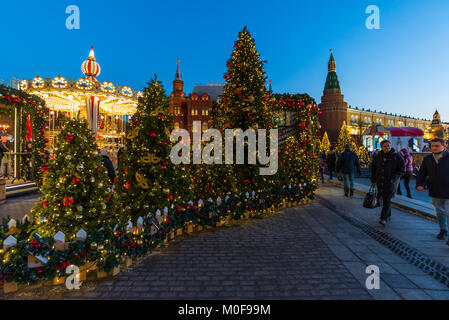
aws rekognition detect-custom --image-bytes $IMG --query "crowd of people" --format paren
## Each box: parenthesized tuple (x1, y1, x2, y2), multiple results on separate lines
(320, 138, 449, 245)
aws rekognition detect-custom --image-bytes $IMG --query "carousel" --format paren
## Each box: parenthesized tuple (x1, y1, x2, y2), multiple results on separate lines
(19, 47, 141, 163)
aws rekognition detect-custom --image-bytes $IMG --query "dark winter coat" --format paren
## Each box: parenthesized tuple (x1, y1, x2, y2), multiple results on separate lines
(336, 150, 362, 175)
(102, 155, 116, 184)
(371, 148, 405, 198)
(0, 142, 8, 159)
(326, 151, 337, 170)
(416, 149, 449, 199)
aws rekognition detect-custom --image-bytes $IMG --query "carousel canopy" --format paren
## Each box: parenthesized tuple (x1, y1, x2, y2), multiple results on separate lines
(386, 127, 424, 137)
(19, 47, 141, 116)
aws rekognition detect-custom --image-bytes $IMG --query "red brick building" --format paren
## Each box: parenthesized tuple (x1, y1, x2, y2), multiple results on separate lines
(318, 51, 348, 146)
(168, 60, 224, 133)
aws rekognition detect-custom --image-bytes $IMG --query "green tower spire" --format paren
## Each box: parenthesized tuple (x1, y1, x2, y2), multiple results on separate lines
(324, 50, 341, 91)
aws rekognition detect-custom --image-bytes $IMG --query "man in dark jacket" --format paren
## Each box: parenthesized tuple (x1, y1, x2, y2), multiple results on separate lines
(416, 138, 449, 241)
(326, 148, 337, 180)
(371, 140, 405, 225)
(336, 144, 362, 197)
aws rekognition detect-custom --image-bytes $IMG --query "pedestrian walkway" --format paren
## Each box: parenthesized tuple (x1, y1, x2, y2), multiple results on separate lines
(0, 193, 40, 220)
(2, 183, 449, 300)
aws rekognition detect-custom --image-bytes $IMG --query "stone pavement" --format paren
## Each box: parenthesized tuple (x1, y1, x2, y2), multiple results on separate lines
(353, 176, 431, 204)
(2, 183, 449, 300)
(0, 193, 40, 221)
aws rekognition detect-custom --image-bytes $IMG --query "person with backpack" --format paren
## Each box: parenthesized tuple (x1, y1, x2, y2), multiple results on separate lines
(336, 144, 362, 197)
(371, 140, 405, 226)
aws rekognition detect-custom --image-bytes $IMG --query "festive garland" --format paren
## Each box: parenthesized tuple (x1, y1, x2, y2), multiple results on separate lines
(0, 84, 49, 186)
(0, 184, 314, 286)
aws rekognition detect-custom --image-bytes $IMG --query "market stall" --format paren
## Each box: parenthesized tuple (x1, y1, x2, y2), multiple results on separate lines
(362, 124, 424, 152)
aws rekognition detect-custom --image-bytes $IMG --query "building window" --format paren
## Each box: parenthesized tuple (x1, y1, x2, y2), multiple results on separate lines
(376, 118, 382, 125)
(350, 115, 359, 124)
(364, 117, 370, 124)
(388, 120, 394, 127)
(398, 121, 404, 127)
(201, 94, 209, 101)
(191, 107, 198, 116)
(202, 108, 209, 116)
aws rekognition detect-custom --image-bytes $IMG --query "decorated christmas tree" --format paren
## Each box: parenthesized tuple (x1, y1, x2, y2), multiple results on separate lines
(274, 94, 321, 187)
(357, 145, 370, 167)
(336, 121, 352, 153)
(321, 131, 331, 155)
(115, 76, 192, 222)
(30, 119, 113, 238)
(210, 26, 275, 195)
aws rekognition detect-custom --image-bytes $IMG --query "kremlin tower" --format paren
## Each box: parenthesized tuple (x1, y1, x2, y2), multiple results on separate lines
(318, 51, 348, 146)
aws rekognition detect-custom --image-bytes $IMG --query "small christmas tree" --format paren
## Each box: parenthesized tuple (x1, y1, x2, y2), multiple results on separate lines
(336, 121, 352, 153)
(357, 145, 370, 167)
(115, 76, 193, 222)
(31, 119, 113, 238)
(321, 131, 331, 155)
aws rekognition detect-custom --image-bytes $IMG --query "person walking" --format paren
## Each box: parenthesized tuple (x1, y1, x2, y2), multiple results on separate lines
(371, 140, 405, 226)
(336, 143, 362, 197)
(326, 148, 337, 180)
(397, 148, 413, 198)
(100, 150, 116, 185)
(319, 151, 326, 183)
(0, 137, 9, 178)
(416, 138, 449, 241)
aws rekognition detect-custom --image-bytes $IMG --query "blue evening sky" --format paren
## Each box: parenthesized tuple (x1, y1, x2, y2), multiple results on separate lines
(1, 0, 448, 121)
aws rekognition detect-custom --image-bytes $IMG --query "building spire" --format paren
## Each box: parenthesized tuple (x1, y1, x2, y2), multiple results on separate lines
(328, 49, 336, 72)
(324, 50, 340, 91)
(175, 59, 182, 81)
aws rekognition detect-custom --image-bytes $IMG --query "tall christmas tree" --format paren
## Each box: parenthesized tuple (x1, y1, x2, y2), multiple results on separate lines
(336, 121, 352, 153)
(210, 26, 275, 195)
(321, 131, 331, 155)
(115, 76, 192, 222)
(30, 119, 113, 238)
